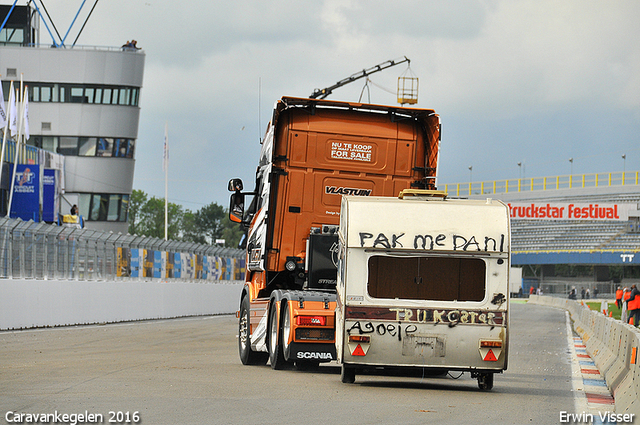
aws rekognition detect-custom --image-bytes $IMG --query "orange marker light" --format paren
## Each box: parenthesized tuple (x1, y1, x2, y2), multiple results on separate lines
(480, 340, 502, 348)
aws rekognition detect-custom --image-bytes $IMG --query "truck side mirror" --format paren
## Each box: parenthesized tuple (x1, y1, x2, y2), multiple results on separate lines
(229, 192, 245, 223)
(228, 178, 243, 192)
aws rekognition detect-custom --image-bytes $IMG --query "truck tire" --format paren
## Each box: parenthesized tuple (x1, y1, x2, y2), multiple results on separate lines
(281, 302, 292, 360)
(341, 365, 356, 384)
(477, 373, 494, 391)
(238, 296, 268, 366)
(269, 302, 287, 369)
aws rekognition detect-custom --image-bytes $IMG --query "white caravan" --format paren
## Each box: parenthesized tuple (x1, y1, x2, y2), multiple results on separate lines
(335, 191, 510, 390)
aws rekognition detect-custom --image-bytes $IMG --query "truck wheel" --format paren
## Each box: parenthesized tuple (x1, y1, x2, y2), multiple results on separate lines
(477, 373, 494, 391)
(269, 302, 287, 369)
(238, 296, 268, 365)
(341, 365, 356, 384)
(281, 302, 292, 359)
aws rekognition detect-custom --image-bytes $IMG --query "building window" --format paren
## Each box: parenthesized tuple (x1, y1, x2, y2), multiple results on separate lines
(94, 87, 102, 104)
(114, 138, 134, 158)
(41, 136, 58, 152)
(27, 136, 135, 158)
(3, 81, 140, 107)
(78, 137, 97, 156)
(108, 195, 121, 221)
(78, 194, 90, 220)
(97, 138, 113, 157)
(0, 28, 25, 44)
(102, 87, 112, 104)
(70, 86, 85, 103)
(58, 137, 79, 156)
(119, 195, 129, 222)
(79, 193, 129, 222)
(85, 87, 95, 103)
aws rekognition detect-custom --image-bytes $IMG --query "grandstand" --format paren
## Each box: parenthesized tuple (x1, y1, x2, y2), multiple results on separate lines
(445, 171, 640, 297)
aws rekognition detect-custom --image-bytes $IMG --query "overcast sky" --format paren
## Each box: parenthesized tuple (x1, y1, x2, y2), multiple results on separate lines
(36, 0, 640, 210)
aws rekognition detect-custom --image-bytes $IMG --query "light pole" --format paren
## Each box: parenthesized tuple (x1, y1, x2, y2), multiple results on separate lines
(569, 158, 573, 175)
(622, 154, 626, 184)
(517, 162, 522, 180)
(468, 166, 473, 183)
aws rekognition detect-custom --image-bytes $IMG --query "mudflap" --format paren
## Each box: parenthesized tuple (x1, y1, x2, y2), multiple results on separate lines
(286, 342, 337, 363)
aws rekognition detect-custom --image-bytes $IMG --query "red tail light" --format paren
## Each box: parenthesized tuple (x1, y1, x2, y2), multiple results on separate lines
(296, 316, 326, 326)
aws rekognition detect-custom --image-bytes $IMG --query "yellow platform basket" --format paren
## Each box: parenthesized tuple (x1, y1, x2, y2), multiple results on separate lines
(397, 76, 418, 105)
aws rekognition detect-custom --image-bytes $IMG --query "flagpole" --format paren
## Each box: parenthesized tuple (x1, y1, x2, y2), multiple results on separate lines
(8, 84, 26, 217)
(4, 82, 16, 217)
(164, 122, 168, 240)
(0, 79, 12, 195)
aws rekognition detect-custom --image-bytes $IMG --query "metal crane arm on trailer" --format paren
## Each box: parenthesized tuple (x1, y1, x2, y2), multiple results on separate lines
(309, 56, 410, 99)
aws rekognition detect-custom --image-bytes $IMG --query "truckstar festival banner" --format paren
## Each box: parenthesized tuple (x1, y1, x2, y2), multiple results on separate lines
(507, 202, 637, 221)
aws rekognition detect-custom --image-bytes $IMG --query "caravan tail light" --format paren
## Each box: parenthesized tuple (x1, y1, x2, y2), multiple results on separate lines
(349, 335, 371, 343)
(296, 316, 326, 326)
(480, 340, 502, 348)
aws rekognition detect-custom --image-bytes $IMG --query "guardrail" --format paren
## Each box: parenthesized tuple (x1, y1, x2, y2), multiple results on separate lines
(444, 171, 639, 197)
(529, 295, 640, 414)
(0, 217, 244, 282)
(2, 43, 143, 52)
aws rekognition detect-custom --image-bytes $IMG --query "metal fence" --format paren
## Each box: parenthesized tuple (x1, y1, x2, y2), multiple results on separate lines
(0, 217, 245, 281)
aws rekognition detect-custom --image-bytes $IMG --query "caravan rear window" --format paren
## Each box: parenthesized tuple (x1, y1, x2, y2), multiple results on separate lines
(367, 255, 485, 302)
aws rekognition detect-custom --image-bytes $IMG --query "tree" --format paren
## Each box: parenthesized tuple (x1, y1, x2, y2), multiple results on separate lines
(127, 190, 183, 239)
(194, 202, 226, 244)
(138, 196, 183, 239)
(127, 190, 241, 246)
(128, 189, 148, 235)
(182, 209, 207, 244)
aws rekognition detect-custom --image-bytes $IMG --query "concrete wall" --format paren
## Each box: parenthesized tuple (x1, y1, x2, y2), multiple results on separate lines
(0, 279, 243, 330)
(529, 295, 640, 415)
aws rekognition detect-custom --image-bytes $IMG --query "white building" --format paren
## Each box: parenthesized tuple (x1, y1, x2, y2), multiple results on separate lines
(0, 3, 144, 233)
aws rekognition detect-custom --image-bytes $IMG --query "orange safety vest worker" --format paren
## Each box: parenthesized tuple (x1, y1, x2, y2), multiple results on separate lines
(628, 293, 640, 311)
(624, 290, 632, 301)
(616, 289, 623, 301)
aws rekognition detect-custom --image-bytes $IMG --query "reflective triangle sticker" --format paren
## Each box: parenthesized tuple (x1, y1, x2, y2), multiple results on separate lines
(350, 344, 366, 356)
(479, 347, 501, 361)
(484, 349, 498, 362)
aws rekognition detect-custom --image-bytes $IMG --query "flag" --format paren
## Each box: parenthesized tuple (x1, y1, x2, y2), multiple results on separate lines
(163, 122, 168, 172)
(22, 86, 29, 140)
(0, 80, 6, 129)
(9, 87, 17, 138)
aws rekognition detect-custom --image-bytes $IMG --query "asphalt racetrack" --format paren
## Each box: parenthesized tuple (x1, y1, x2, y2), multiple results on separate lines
(1, 302, 581, 425)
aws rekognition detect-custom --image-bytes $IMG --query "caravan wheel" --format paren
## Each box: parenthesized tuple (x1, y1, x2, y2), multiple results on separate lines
(477, 373, 494, 391)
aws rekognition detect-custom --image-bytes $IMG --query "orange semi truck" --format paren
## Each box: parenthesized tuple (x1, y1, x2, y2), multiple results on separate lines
(228, 96, 440, 369)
